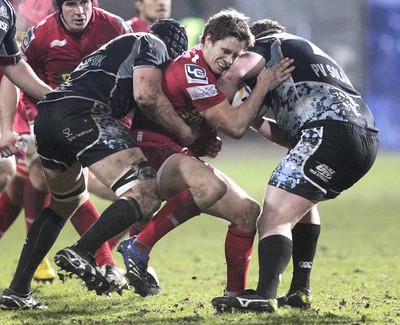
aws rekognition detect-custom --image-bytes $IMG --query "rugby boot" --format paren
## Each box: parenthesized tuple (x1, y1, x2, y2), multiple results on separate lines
(0, 288, 48, 310)
(212, 289, 278, 313)
(277, 288, 312, 309)
(117, 236, 149, 297)
(100, 265, 129, 295)
(147, 266, 162, 295)
(54, 246, 110, 295)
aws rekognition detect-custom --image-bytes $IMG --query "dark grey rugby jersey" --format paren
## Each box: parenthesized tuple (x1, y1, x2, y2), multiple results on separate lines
(249, 33, 377, 144)
(0, 0, 21, 65)
(40, 33, 170, 119)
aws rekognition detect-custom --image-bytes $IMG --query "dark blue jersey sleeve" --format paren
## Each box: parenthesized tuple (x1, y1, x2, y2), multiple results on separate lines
(0, 0, 21, 65)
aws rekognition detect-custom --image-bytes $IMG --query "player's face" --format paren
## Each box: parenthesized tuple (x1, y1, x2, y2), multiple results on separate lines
(202, 35, 245, 75)
(137, 0, 171, 23)
(61, 0, 93, 33)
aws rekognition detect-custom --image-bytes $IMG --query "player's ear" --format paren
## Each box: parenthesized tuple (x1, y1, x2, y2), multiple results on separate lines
(204, 34, 213, 46)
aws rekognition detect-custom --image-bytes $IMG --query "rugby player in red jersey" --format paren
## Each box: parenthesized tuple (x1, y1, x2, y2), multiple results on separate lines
(126, 0, 171, 32)
(117, 9, 294, 298)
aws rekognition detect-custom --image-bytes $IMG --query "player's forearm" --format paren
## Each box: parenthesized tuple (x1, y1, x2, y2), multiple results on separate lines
(219, 51, 265, 101)
(134, 67, 198, 146)
(215, 62, 293, 138)
(2, 60, 51, 100)
(0, 76, 19, 133)
(252, 117, 291, 149)
(223, 84, 269, 138)
(141, 93, 197, 146)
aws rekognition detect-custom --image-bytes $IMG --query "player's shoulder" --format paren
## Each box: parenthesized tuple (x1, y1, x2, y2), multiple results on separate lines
(0, 0, 16, 19)
(141, 32, 162, 43)
(136, 32, 167, 52)
(170, 47, 202, 68)
(30, 12, 59, 35)
(22, 13, 60, 51)
(92, 7, 131, 32)
(169, 47, 209, 80)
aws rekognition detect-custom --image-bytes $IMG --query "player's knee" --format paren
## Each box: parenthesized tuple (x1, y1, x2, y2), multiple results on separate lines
(256, 205, 285, 234)
(48, 195, 87, 221)
(136, 188, 162, 218)
(248, 198, 261, 222)
(111, 161, 157, 196)
(123, 182, 160, 219)
(235, 198, 260, 231)
(123, 192, 161, 221)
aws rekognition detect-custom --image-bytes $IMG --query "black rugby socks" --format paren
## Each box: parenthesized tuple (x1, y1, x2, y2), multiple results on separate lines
(290, 223, 320, 292)
(10, 208, 65, 294)
(256, 235, 292, 299)
(74, 198, 143, 254)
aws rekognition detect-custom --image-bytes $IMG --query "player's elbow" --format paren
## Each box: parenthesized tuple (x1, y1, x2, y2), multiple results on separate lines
(232, 129, 247, 139)
(223, 125, 247, 139)
(134, 91, 157, 111)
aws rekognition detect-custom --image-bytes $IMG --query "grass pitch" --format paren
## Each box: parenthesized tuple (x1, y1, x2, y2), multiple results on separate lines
(0, 140, 399, 324)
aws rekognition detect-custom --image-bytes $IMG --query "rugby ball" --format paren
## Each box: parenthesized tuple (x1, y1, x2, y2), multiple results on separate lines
(231, 84, 252, 107)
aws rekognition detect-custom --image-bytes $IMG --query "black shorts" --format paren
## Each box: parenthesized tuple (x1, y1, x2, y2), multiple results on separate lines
(35, 98, 136, 171)
(268, 120, 379, 203)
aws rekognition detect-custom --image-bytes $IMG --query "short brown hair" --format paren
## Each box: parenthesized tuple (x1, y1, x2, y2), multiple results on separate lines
(200, 9, 254, 48)
(250, 19, 286, 39)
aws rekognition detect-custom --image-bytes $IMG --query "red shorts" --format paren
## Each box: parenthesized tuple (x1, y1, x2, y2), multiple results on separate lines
(130, 129, 197, 171)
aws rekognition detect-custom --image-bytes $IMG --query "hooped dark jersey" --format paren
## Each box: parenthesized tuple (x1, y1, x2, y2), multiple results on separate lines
(0, 0, 21, 65)
(39, 33, 170, 119)
(249, 32, 377, 144)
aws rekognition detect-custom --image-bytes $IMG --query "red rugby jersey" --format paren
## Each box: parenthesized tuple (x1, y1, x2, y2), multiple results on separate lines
(21, 7, 132, 120)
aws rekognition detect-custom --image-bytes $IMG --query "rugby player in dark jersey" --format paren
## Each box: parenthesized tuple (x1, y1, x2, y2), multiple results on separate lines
(212, 18, 379, 313)
(0, 18, 194, 310)
(0, 0, 133, 285)
(0, 0, 51, 158)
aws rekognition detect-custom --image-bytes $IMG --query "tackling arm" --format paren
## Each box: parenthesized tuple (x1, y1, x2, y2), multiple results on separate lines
(218, 51, 266, 101)
(0, 76, 20, 157)
(2, 59, 51, 100)
(133, 66, 198, 146)
(202, 57, 294, 139)
(251, 116, 291, 149)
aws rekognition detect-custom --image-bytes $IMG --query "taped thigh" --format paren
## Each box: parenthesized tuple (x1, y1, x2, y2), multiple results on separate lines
(110, 161, 157, 197)
(49, 168, 87, 203)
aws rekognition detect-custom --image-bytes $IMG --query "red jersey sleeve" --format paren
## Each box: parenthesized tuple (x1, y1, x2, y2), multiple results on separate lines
(21, 25, 44, 73)
(95, 8, 132, 34)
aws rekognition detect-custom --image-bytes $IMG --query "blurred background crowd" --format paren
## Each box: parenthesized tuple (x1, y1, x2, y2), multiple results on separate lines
(11, 0, 400, 150)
